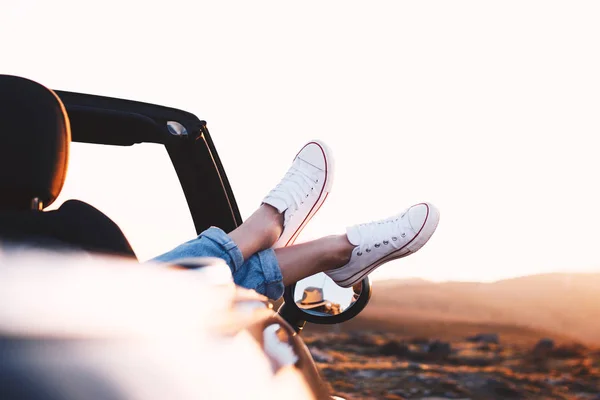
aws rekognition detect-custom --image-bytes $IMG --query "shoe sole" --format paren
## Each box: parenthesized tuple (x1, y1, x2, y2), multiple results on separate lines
(334, 203, 440, 287)
(281, 140, 335, 248)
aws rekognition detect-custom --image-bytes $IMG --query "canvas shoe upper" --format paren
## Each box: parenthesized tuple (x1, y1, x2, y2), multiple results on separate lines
(326, 203, 440, 287)
(263, 140, 334, 248)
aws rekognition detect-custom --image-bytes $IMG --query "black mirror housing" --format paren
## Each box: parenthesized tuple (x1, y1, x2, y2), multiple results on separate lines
(279, 274, 372, 328)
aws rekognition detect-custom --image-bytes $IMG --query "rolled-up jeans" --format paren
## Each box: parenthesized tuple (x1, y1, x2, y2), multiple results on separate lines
(152, 227, 284, 300)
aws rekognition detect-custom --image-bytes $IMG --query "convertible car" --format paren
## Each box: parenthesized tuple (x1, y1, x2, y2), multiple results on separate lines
(0, 75, 372, 399)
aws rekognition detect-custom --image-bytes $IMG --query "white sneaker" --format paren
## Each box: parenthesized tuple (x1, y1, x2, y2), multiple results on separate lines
(326, 203, 440, 287)
(263, 140, 334, 248)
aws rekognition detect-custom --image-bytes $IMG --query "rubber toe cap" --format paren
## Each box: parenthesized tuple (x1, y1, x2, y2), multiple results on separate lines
(407, 203, 430, 232)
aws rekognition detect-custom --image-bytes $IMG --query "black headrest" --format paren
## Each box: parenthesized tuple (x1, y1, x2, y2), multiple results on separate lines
(0, 75, 70, 210)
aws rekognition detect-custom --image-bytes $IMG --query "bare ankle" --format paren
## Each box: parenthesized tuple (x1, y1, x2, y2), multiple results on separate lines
(259, 204, 283, 246)
(229, 204, 284, 258)
(325, 234, 354, 270)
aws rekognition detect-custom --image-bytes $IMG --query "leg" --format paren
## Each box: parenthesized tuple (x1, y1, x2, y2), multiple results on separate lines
(235, 202, 440, 298)
(274, 235, 353, 286)
(227, 204, 282, 260)
(230, 233, 352, 300)
(159, 139, 333, 263)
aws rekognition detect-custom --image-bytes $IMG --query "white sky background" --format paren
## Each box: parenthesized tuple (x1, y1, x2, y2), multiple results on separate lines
(2, 1, 600, 282)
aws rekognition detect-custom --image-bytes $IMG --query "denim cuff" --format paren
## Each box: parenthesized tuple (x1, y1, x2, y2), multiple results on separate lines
(200, 227, 244, 272)
(257, 248, 284, 300)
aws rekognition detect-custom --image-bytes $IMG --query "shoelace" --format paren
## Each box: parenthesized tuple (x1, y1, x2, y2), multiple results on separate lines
(355, 213, 407, 256)
(268, 160, 318, 215)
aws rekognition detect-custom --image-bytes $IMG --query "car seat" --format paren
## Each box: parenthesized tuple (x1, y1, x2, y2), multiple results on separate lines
(0, 75, 136, 258)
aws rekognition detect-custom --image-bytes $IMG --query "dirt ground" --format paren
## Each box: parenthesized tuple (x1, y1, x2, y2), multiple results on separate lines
(303, 330, 600, 400)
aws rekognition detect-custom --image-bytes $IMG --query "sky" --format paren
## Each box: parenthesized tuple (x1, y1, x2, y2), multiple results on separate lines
(2, 1, 600, 282)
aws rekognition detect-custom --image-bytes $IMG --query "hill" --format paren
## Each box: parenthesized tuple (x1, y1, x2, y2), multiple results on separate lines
(348, 272, 600, 345)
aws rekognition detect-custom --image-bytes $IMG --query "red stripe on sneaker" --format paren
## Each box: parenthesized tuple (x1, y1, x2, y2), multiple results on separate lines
(287, 191, 329, 246)
(284, 141, 329, 247)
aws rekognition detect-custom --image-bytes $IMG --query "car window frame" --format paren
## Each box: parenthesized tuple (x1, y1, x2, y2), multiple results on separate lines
(54, 90, 243, 235)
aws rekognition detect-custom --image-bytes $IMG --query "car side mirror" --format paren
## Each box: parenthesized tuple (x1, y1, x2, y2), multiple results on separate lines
(278, 272, 372, 331)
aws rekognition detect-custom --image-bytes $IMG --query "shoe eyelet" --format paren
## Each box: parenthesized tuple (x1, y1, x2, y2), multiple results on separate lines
(383, 240, 389, 245)
(401, 233, 406, 238)
(315, 179, 319, 183)
(366, 248, 371, 253)
(374, 243, 381, 248)
(306, 194, 309, 198)
(311, 187, 314, 191)
(357, 251, 363, 256)
(392, 237, 398, 241)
